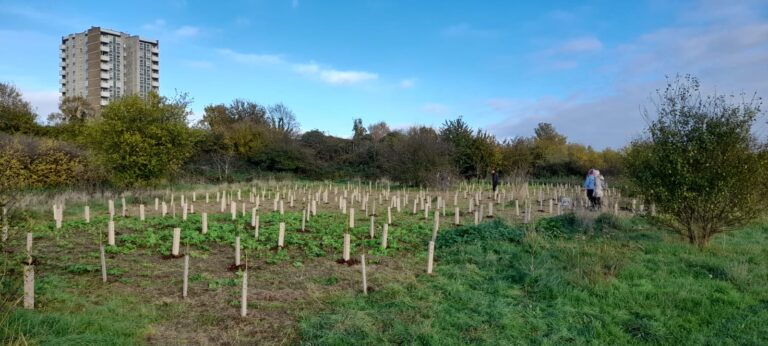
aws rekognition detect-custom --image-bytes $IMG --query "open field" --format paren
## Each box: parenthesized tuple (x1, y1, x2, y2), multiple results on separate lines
(2, 181, 767, 345)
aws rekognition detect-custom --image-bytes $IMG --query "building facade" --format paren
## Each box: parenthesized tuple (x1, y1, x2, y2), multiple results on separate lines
(60, 27, 159, 110)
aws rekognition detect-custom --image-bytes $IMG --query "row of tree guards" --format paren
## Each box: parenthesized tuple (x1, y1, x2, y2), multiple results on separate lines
(8, 180, 653, 313)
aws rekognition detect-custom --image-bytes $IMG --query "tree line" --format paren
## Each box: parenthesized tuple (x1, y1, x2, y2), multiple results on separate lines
(0, 82, 622, 189)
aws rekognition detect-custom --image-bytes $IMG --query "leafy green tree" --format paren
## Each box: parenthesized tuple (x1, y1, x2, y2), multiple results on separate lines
(470, 130, 501, 178)
(532, 122, 569, 176)
(0, 82, 38, 134)
(499, 137, 534, 179)
(86, 93, 195, 188)
(440, 116, 475, 178)
(626, 75, 767, 247)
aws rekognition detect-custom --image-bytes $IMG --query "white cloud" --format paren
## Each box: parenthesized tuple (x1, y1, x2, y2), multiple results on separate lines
(219, 52, 379, 85)
(174, 26, 199, 38)
(294, 62, 378, 85)
(141, 20, 200, 39)
(319, 69, 378, 85)
(217, 48, 284, 64)
(485, 88, 649, 149)
(399, 78, 416, 89)
(557, 36, 603, 53)
(489, 1, 768, 149)
(533, 36, 604, 70)
(293, 62, 320, 74)
(0, 5, 85, 29)
(142, 19, 166, 31)
(422, 103, 451, 115)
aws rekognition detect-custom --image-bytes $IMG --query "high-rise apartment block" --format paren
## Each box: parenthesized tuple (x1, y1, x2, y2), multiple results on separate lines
(60, 26, 159, 110)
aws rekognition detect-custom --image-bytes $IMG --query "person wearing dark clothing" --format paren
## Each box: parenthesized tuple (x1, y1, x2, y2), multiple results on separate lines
(491, 170, 499, 193)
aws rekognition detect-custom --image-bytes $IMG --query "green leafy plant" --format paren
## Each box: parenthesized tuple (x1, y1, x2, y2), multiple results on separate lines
(626, 75, 767, 246)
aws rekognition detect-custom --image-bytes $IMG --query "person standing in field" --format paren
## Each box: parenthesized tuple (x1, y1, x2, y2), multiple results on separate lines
(583, 169, 596, 209)
(593, 170, 606, 210)
(491, 169, 499, 193)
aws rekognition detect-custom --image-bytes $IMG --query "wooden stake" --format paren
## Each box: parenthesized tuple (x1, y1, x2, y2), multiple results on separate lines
(432, 211, 439, 241)
(427, 241, 435, 274)
(23, 265, 34, 309)
(278, 222, 285, 248)
(202, 213, 208, 234)
(84, 206, 90, 223)
(369, 216, 375, 239)
(182, 254, 189, 298)
(172, 228, 181, 256)
(139, 204, 145, 221)
(235, 236, 241, 266)
(107, 221, 115, 246)
(454, 207, 460, 225)
(343, 233, 350, 261)
(240, 267, 248, 317)
(26, 232, 33, 254)
(254, 215, 260, 239)
(361, 254, 368, 295)
(381, 224, 388, 249)
(99, 244, 107, 283)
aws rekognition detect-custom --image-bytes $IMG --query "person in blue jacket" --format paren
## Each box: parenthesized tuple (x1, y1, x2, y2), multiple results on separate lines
(583, 169, 596, 209)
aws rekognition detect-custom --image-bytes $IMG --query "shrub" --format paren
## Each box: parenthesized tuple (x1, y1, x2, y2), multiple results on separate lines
(626, 75, 767, 247)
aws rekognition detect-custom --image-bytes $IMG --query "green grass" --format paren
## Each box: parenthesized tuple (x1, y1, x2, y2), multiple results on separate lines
(298, 217, 768, 345)
(4, 191, 768, 345)
(1, 274, 175, 345)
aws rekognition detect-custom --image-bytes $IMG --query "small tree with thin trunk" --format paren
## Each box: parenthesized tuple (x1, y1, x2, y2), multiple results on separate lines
(626, 74, 767, 247)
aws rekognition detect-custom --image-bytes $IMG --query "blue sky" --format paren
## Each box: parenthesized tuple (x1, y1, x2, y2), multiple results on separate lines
(1, 0, 767, 149)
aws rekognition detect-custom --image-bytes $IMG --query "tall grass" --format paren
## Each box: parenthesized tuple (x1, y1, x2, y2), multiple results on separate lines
(0, 273, 169, 345)
(299, 217, 768, 345)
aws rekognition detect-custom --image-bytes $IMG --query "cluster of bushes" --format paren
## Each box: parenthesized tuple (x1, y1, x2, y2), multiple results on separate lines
(0, 134, 98, 210)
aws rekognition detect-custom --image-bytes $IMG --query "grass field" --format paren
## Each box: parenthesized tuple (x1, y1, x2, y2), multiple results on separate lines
(1, 184, 767, 345)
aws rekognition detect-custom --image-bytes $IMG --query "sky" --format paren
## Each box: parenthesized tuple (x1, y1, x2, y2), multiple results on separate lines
(1, 0, 767, 149)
